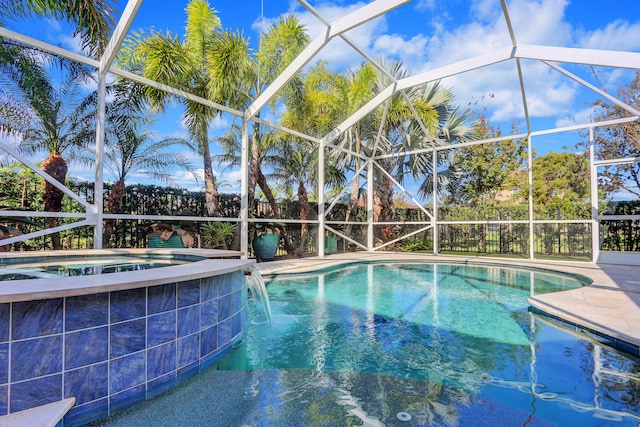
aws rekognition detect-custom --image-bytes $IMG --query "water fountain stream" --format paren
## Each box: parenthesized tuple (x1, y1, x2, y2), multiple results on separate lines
(247, 265, 272, 326)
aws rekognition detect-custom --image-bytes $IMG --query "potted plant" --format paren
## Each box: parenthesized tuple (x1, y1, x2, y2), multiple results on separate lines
(200, 222, 236, 250)
(252, 221, 283, 261)
(0, 207, 38, 252)
(325, 231, 337, 254)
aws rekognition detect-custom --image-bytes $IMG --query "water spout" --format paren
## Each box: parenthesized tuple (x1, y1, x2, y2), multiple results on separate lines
(247, 265, 272, 327)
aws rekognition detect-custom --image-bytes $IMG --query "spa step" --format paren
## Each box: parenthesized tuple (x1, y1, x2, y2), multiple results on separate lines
(0, 397, 75, 427)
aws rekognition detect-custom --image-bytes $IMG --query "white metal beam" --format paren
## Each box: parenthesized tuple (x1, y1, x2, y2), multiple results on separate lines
(99, 0, 143, 75)
(323, 47, 516, 145)
(516, 44, 640, 69)
(0, 26, 99, 68)
(544, 60, 640, 117)
(246, 0, 411, 121)
(500, 0, 518, 48)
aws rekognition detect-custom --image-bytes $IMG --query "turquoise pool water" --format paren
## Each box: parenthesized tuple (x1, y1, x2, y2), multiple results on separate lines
(93, 262, 640, 426)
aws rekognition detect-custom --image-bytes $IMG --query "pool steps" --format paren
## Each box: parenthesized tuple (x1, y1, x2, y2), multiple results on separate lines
(0, 397, 75, 427)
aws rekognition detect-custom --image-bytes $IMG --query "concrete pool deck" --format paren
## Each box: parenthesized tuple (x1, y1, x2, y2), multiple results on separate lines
(254, 252, 640, 352)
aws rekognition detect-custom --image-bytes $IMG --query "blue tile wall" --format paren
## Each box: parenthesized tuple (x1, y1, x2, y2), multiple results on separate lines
(110, 352, 145, 394)
(148, 283, 176, 315)
(65, 293, 108, 331)
(178, 279, 200, 308)
(0, 385, 6, 416)
(12, 299, 63, 340)
(147, 341, 176, 380)
(177, 334, 199, 368)
(63, 398, 108, 427)
(200, 299, 218, 329)
(11, 336, 63, 381)
(65, 327, 108, 370)
(0, 343, 8, 385)
(177, 305, 200, 338)
(147, 311, 177, 347)
(110, 288, 146, 322)
(109, 384, 146, 414)
(201, 275, 219, 301)
(2, 270, 247, 425)
(64, 363, 108, 404)
(110, 319, 145, 358)
(200, 325, 218, 356)
(218, 319, 232, 348)
(232, 289, 243, 314)
(0, 304, 9, 343)
(218, 294, 231, 322)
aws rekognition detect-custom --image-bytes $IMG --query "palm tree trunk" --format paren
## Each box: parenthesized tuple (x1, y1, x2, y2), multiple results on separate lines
(103, 178, 125, 247)
(344, 138, 362, 245)
(373, 172, 396, 243)
(344, 168, 360, 242)
(256, 168, 279, 217)
(202, 141, 221, 217)
(298, 182, 309, 254)
(256, 167, 297, 255)
(42, 154, 67, 250)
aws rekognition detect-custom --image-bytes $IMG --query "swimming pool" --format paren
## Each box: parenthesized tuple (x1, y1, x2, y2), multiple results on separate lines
(92, 262, 640, 426)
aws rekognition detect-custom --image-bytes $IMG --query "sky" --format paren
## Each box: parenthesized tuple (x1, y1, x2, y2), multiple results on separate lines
(3, 0, 640, 201)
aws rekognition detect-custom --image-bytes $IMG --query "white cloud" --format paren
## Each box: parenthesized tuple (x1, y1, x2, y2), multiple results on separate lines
(578, 19, 640, 51)
(555, 105, 602, 128)
(260, 1, 388, 71)
(58, 33, 85, 55)
(505, 0, 572, 46)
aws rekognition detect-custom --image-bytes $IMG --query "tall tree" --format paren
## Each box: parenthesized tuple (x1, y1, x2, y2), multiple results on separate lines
(0, 58, 94, 249)
(1, 0, 116, 57)
(589, 71, 640, 198)
(329, 63, 378, 236)
(532, 151, 590, 206)
(370, 61, 478, 231)
(447, 114, 528, 207)
(118, 0, 252, 217)
(216, 15, 309, 218)
(275, 63, 346, 253)
(75, 83, 193, 245)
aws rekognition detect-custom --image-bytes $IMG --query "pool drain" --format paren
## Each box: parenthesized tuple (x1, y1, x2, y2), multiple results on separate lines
(397, 412, 412, 422)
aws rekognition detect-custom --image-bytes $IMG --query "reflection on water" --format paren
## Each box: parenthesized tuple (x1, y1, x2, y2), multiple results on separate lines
(220, 263, 640, 426)
(91, 262, 640, 426)
(91, 369, 560, 427)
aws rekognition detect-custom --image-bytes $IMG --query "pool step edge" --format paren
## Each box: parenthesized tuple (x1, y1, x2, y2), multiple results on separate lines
(0, 397, 75, 427)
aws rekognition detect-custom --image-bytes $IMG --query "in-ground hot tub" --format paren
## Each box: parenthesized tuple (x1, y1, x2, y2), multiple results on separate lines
(0, 249, 255, 426)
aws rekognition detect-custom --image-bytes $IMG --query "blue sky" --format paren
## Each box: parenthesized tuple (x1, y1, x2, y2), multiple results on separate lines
(4, 0, 640, 200)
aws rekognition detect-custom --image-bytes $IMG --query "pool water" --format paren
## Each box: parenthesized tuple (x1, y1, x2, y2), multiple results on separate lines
(0, 255, 193, 280)
(93, 262, 640, 426)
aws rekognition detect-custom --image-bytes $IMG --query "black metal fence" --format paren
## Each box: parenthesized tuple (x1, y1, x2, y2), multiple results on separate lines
(3, 182, 638, 260)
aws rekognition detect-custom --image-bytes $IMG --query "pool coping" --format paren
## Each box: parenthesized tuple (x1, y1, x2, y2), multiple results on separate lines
(255, 252, 640, 353)
(0, 249, 253, 303)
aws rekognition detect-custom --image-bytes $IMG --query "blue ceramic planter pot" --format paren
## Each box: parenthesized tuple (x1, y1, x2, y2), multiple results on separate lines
(252, 231, 281, 261)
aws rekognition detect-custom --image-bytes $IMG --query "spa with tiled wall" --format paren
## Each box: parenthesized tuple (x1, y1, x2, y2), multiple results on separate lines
(0, 270, 247, 426)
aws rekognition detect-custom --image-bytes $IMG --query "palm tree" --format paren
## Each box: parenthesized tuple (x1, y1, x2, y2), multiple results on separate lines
(118, 0, 252, 217)
(274, 63, 347, 253)
(75, 83, 194, 246)
(329, 63, 378, 236)
(0, 57, 94, 249)
(369, 61, 477, 235)
(216, 15, 309, 217)
(1, 0, 116, 57)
